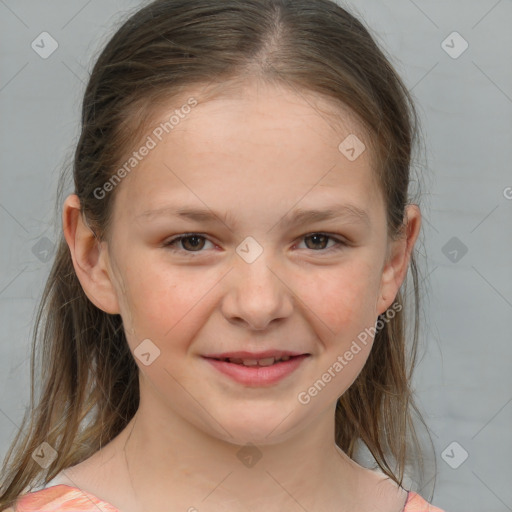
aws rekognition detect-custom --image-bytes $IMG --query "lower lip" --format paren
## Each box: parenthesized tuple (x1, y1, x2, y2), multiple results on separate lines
(203, 355, 309, 386)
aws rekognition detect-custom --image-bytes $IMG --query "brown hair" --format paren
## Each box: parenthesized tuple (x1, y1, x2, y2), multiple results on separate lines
(1, 0, 434, 509)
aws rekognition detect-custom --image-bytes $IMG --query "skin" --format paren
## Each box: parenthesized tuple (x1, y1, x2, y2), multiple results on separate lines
(61, 80, 421, 512)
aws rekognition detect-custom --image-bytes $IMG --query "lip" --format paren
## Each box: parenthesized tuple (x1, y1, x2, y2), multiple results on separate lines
(202, 350, 307, 360)
(202, 354, 310, 386)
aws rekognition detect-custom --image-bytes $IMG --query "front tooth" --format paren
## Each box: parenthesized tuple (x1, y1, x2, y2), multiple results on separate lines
(280, 356, 290, 361)
(257, 357, 275, 366)
(241, 359, 259, 366)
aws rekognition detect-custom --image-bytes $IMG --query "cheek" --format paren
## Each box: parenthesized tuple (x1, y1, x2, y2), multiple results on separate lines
(292, 259, 381, 336)
(116, 259, 220, 346)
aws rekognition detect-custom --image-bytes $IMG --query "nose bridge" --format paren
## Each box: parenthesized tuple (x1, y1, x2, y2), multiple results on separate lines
(222, 238, 293, 329)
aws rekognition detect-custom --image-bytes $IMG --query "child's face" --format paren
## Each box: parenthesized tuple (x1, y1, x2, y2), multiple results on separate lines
(99, 81, 411, 444)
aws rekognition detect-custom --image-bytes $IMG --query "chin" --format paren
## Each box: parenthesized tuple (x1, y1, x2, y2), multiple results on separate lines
(206, 408, 304, 447)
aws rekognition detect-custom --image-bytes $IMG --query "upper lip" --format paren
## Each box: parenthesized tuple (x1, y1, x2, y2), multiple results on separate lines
(203, 350, 309, 360)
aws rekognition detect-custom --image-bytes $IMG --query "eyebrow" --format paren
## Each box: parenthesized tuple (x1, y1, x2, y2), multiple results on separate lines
(136, 203, 371, 229)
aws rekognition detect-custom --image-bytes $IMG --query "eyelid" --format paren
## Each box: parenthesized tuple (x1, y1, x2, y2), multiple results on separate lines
(162, 233, 215, 252)
(293, 233, 348, 253)
(308, 234, 351, 247)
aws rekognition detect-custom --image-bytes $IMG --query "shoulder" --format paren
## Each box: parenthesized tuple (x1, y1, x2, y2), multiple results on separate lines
(404, 491, 447, 512)
(11, 484, 120, 512)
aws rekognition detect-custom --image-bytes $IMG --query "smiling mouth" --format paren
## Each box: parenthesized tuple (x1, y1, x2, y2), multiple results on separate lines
(203, 354, 310, 386)
(210, 355, 299, 367)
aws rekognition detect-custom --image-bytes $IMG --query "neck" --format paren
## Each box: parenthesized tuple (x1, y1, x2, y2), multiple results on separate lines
(114, 399, 363, 512)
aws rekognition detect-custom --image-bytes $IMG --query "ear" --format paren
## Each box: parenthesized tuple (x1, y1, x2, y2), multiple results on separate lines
(62, 194, 120, 315)
(376, 204, 421, 315)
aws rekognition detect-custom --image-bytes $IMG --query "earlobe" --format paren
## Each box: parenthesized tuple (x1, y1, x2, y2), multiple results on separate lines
(376, 204, 421, 315)
(62, 194, 120, 315)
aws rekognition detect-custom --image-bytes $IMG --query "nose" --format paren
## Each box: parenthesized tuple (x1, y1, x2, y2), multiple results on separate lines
(220, 252, 294, 331)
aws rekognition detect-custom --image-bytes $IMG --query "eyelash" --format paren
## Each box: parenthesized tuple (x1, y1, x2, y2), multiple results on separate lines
(162, 232, 348, 256)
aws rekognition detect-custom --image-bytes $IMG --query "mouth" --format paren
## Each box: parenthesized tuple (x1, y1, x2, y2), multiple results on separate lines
(206, 354, 303, 367)
(202, 351, 311, 386)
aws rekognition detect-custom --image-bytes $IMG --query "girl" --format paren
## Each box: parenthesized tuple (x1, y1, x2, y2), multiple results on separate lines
(1, 0, 446, 511)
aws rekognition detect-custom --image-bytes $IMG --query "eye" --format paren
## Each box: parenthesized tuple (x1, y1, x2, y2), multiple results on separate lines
(163, 232, 348, 255)
(163, 234, 214, 253)
(295, 233, 347, 253)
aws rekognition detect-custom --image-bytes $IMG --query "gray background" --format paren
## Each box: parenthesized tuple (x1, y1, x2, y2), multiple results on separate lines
(1, 1, 511, 511)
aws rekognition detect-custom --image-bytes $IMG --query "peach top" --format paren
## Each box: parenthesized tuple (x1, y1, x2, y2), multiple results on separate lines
(13, 484, 446, 511)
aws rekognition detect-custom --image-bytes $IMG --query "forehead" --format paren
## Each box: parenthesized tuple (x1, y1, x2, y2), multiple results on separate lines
(113, 80, 382, 218)
(169, 79, 371, 150)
